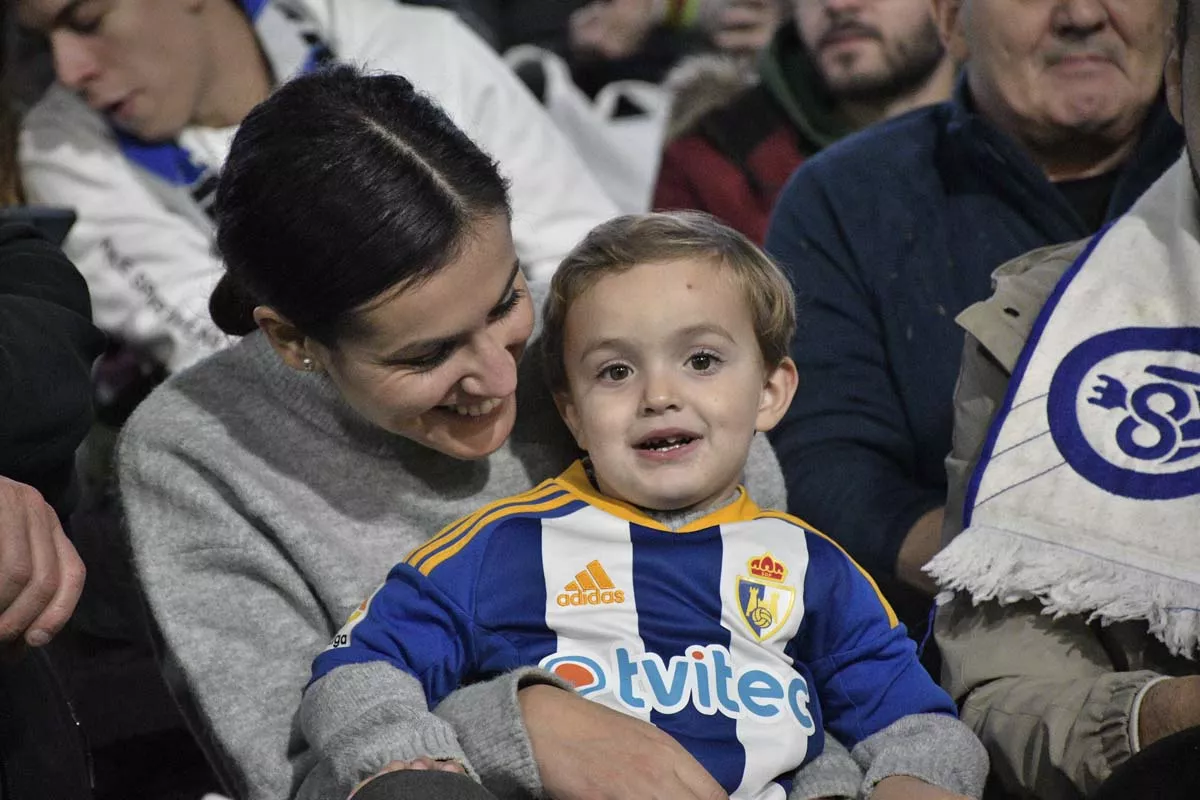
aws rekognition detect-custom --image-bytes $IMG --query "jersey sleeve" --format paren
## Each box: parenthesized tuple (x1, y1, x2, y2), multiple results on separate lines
(789, 529, 956, 749)
(309, 554, 486, 707)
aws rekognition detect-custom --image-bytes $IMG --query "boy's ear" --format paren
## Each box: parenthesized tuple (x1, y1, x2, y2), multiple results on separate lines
(755, 357, 799, 433)
(553, 391, 589, 451)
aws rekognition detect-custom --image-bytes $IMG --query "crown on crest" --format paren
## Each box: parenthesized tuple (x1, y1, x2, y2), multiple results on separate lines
(748, 553, 786, 582)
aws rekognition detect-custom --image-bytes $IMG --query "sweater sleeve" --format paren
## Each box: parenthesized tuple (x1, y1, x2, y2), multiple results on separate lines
(0, 223, 105, 513)
(117, 425, 552, 800)
(300, 661, 471, 799)
(787, 733, 861, 800)
(19, 87, 232, 372)
(765, 175, 943, 580)
(301, 563, 483, 793)
(850, 713, 988, 797)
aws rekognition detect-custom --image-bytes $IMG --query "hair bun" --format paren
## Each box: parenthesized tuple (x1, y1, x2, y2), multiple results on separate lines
(209, 273, 260, 336)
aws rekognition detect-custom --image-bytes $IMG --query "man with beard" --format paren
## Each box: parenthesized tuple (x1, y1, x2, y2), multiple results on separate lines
(764, 0, 1182, 619)
(654, 0, 955, 243)
(927, 1, 1200, 796)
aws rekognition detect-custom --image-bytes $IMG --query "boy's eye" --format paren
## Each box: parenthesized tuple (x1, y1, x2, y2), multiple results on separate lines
(688, 352, 721, 372)
(599, 364, 631, 382)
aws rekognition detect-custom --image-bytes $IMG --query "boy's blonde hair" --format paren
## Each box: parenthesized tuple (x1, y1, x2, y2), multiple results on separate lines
(542, 211, 797, 393)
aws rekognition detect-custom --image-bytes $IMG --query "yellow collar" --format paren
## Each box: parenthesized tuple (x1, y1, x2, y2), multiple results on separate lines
(552, 459, 761, 533)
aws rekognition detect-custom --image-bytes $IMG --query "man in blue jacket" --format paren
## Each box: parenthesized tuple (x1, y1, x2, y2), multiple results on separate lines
(765, 0, 1182, 604)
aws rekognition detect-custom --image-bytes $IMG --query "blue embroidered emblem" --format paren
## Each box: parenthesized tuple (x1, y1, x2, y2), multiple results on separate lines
(1047, 328, 1200, 499)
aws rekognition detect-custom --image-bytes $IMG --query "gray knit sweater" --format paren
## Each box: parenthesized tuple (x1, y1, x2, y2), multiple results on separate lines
(117, 331, 792, 800)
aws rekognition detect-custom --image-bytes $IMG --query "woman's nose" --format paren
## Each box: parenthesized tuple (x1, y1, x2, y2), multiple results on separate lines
(459, 331, 519, 398)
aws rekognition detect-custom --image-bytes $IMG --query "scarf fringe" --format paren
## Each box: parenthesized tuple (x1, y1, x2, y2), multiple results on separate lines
(926, 526, 1200, 659)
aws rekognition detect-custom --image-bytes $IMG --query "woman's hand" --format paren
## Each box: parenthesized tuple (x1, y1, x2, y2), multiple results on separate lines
(871, 776, 971, 800)
(0, 476, 85, 653)
(519, 684, 728, 800)
(348, 757, 466, 799)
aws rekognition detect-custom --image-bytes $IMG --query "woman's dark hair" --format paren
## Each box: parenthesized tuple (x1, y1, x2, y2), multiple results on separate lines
(210, 64, 511, 342)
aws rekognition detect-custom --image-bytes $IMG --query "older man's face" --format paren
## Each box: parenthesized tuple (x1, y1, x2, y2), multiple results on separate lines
(795, 0, 946, 101)
(1166, 2, 1200, 192)
(948, 0, 1169, 149)
(17, 0, 213, 142)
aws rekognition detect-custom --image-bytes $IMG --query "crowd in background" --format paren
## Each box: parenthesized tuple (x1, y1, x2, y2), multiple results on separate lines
(1, 1, 1198, 799)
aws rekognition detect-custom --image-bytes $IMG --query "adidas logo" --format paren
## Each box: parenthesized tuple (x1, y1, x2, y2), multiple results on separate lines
(556, 560, 626, 607)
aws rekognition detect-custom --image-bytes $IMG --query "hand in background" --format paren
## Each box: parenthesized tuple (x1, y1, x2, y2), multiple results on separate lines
(898, 506, 945, 596)
(1138, 675, 1200, 750)
(520, 683, 729, 799)
(0, 475, 85, 652)
(570, 0, 660, 60)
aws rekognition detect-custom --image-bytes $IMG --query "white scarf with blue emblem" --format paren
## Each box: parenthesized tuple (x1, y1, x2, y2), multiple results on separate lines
(927, 154, 1200, 658)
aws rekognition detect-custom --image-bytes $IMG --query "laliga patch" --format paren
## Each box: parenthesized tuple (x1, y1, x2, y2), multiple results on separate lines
(325, 587, 382, 651)
(1047, 327, 1200, 499)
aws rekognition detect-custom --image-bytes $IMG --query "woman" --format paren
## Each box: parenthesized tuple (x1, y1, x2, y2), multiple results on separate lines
(117, 66, 786, 800)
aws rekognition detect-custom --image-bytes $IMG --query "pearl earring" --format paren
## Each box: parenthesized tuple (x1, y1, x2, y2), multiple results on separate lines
(301, 357, 316, 372)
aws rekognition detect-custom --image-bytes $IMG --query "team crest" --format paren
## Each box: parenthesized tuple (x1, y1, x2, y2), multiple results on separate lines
(736, 553, 795, 641)
(1047, 327, 1200, 500)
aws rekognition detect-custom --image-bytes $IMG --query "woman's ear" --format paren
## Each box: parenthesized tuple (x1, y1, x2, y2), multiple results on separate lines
(755, 357, 799, 433)
(552, 391, 589, 451)
(254, 306, 322, 372)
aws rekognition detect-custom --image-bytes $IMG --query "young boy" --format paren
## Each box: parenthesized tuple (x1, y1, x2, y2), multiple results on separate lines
(301, 213, 987, 800)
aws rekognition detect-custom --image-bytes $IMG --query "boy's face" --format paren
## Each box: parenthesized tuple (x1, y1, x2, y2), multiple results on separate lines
(556, 259, 797, 512)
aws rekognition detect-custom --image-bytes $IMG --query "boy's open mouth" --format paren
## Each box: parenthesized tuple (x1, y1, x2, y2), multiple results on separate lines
(635, 434, 699, 453)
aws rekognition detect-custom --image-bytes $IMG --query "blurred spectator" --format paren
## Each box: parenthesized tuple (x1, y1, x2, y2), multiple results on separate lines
(571, 0, 783, 61)
(765, 0, 1182, 603)
(15, 0, 617, 374)
(407, 0, 502, 46)
(0, 220, 103, 650)
(0, 94, 21, 207)
(655, 0, 955, 243)
(468, 0, 785, 96)
(927, 2, 1200, 796)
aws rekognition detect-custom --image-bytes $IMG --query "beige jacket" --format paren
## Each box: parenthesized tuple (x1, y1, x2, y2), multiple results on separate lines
(935, 240, 1198, 799)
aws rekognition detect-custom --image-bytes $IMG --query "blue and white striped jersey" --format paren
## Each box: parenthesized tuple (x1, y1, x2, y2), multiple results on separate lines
(312, 461, 955, 799)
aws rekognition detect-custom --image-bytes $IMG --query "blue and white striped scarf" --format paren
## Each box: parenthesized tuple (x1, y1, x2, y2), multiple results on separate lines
(927, 154, 1200, 658)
